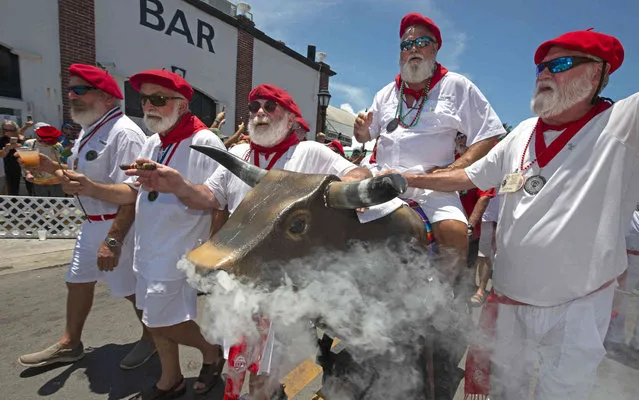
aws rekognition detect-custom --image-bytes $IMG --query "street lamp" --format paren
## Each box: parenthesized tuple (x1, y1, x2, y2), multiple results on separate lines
(317, 88, 331, 135)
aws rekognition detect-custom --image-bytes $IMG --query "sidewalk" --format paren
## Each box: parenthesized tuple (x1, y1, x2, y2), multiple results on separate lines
(0, 238, 74, 277)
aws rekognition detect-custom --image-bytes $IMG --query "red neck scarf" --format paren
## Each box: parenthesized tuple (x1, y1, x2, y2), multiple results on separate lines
(395, 63, 449, 99)
(249, 133, 300, 170)
(534, 99, 612, 168)
(159, 112, 208, 148)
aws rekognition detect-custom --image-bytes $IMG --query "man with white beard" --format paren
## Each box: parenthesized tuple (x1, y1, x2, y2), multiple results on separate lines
(127, 83, 372, 400)
(381, 29, 635, 400)
(18, 64, 152, 370)
(354, 12, 505, 282)
(60, 69, 227, 399)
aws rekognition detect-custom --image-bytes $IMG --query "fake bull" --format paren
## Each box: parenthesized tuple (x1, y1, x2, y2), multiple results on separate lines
(187, 145, 428, 279)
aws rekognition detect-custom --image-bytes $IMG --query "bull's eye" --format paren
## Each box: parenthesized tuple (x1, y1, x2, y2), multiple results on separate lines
(285, 210, 311, 240)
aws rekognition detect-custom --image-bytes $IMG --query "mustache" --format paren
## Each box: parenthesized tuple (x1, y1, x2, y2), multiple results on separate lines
(252, 115, 271, 126)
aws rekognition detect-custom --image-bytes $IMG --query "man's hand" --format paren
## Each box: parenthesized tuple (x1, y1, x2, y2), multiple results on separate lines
(215, 111, 225, 122)
(61, 170, 94, 196)
(354, 111, 374, 135)
(97, 241, 121, 271)
(376, 169, 402, 177)
(125, 158, 188, 195)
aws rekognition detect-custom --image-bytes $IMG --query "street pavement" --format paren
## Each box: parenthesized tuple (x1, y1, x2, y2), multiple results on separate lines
(1, 239, 638, 399)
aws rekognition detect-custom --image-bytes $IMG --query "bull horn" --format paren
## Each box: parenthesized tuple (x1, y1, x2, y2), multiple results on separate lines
(190, 145, 267, 187)
(325, 173, 408, 209)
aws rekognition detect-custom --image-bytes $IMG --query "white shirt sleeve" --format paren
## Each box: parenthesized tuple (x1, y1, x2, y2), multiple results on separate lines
(464, 138, 508, 191)
(369, 90, 384, 140)
(457, 79, 506, 146)
(204, 167, 229, 210)
(108, 128, 146, 184)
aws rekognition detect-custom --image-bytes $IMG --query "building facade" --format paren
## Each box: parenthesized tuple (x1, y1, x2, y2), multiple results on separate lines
(0, 0, 335, 138)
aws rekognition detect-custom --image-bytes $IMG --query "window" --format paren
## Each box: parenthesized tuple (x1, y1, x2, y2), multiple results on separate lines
(124, 81, 217, 122)
(0, 45, 21, 99)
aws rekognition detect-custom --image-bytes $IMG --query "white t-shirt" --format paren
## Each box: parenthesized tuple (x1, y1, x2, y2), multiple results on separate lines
(369, 72, 505, 172)
(128, 129, 225, 281)
(465, 93, 639, 306)
(205, 141, 357, 213)
(69, 109, 146, 216)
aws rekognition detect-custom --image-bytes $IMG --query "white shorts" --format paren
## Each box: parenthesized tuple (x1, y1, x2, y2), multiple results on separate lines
(405, 188, 468, 224)
(478, 221, 495, 258)
(66, 220, 135, 297)
(491, 285, 614, 400)
(135, 275, 197, 328)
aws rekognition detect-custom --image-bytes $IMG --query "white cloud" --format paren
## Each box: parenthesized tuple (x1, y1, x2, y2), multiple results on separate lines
(331, 82, 370, 112)
(340, 103, 355, 115)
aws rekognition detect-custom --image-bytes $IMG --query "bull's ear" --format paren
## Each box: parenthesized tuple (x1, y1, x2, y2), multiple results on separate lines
(191, 145, 267, 188)
(325, 173, 407, 209)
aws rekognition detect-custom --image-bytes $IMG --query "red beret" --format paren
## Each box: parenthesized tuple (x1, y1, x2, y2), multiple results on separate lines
(68, 64, 123, 99)
(295, 117, 310, 132)
(129, 69, 194, 101)
(249, 84, 303, 118)
(535, 29, 624, 73)
(400, 13, 442, 48)
(34, 124, 63, 145)
(328, 140, 345, 157)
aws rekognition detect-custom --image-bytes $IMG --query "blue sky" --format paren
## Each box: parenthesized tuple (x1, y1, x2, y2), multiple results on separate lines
(248, 0, 637, 126)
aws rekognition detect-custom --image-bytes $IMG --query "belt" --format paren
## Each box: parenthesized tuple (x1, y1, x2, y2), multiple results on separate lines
(86, 213, 117, 222)
(627, 249, 639, 256)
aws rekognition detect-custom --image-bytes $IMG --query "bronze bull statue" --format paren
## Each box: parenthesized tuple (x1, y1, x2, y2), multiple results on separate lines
(187, 145, 467, 400)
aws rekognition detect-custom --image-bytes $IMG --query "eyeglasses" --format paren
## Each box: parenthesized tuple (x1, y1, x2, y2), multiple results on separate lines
(68, 85, 98, 95)
(3, 127, 17, 133)
(400, 36, 436, 52)
(536, 56, 599, 76)
(140, 94, 186, 107)
(248, 100, 278, 114)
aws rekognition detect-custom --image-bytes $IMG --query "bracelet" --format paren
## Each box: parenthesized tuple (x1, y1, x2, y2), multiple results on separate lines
(214, 119, 221, 124)
(467, 223, 474, 231)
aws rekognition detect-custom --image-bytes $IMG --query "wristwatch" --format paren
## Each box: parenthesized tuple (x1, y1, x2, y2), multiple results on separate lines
(466, 224, 475, 235)
(105, 237, 122, 248)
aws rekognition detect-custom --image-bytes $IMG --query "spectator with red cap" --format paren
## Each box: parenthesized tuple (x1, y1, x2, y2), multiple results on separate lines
(125, 83, 372, 399)
(386, 29, 637, 399)
(61, 69, 227, 398)
(355, 12, 505, 285)
(18, 64, 151, 371)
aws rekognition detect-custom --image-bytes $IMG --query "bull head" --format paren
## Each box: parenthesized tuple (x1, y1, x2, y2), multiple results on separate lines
(187, 145, 409, 283)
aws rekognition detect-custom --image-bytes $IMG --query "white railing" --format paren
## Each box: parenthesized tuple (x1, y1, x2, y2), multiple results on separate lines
(0, 195, 84, 239)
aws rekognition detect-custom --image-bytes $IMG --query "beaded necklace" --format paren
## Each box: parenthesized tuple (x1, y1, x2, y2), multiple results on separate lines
(396, 79, 430, 129)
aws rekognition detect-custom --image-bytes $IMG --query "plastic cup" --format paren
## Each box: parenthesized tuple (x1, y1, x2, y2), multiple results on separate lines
(19, 148, 40, 167)
(37, 229, 47, 241)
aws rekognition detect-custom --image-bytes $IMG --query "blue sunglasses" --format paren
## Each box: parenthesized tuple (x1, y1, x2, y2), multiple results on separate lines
(68, 85, 98, 95)
(400, 36, 436, 52)
(536, 56, 599, 76)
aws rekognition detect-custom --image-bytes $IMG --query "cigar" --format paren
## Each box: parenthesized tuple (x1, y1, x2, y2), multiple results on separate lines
(119, 162, 157, 171)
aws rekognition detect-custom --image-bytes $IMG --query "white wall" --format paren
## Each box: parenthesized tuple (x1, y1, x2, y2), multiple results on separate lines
(252, 40, 320, 136)
(95, 0, 238, 135)
(0, 0, 62, 128)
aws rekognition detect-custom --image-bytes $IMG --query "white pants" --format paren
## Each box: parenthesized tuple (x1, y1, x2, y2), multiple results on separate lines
(478, 221, 496, 258)
(606, 253, 639, 349)
(66, 220, 135, 297)
(491, 285, 614, 400)
(134, 274, 197, 328)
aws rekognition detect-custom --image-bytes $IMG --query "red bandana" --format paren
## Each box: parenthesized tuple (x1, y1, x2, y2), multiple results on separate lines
(534, 99, 612, 168)
(249, 133, 300, 170)
(159, 112, 208, 148)
(395, 63, 449, 99)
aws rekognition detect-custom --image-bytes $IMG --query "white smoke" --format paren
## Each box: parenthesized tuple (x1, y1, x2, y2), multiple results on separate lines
(178, 240, 466, 399)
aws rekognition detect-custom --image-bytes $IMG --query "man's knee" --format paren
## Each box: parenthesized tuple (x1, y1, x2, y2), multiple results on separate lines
(432, 219, 468, 252)
(66, 281, 96, 292)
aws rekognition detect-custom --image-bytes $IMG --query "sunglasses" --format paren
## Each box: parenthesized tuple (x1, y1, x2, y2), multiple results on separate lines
(536, 56, 599, 76)
(3, 128, 17, 133)
(248, 100, 278, 114)
(400, 36, 436, 52)
(140, 94, 185, 107)
(68, 85, 98, 95)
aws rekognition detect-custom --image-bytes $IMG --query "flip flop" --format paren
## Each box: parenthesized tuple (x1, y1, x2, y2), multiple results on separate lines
(469, 292, 487, 307)
(128, 378, 185, 400)
(193, 357, 225, 394)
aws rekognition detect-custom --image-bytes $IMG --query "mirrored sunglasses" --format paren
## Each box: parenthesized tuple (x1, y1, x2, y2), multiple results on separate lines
(536, 56, 599, 76)
(400, 36, 436, 52)
(68, 85, 98, 95)
(140, 94, 185, 107)
(248, 100, 278, 114)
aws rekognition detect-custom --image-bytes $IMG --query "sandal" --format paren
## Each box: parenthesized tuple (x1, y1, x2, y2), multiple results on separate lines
(128, 378, 186, 400)
(194, 358, 225, 394)
(469, 291, 487, 307)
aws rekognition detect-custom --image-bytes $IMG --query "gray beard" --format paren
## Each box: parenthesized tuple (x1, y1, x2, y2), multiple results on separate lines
(531, 72, 595, 119)
(70, 107, 104, 127)
(400, 58, 436, 83)
(249, 116, 290, 147)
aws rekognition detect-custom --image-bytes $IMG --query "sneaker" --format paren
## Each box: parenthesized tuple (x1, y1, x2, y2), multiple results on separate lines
(18, 342, 85, 367)
(119, 338, 157, 370)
